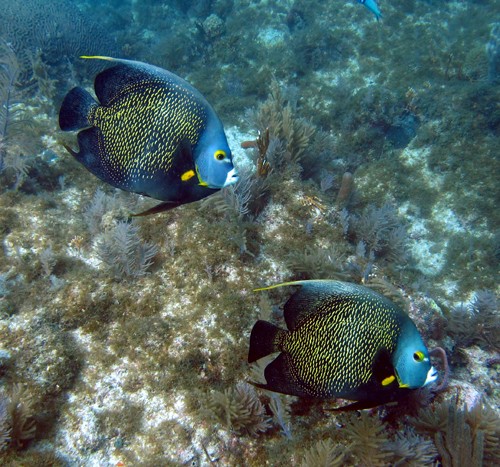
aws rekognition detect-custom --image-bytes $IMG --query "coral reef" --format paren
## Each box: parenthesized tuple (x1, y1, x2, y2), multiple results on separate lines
(299, 439, 345, 467)
(411, 399, 500, 467)
(0, 0, 497, 464)
(0, 0, 119, 84)
(446, 290, 499, 351)
(96, 221, 158, 279)
(203, 382, 271, 436)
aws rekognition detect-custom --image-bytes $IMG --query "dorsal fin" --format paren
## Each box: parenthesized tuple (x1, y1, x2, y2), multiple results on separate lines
(255, 280, 339, 330)
(254, 280, 392, 331)
(81, 56, 198, 107)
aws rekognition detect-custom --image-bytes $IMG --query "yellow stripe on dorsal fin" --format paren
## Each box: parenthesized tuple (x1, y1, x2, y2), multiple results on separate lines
(254, 280, 312, 292)
(80, 55, 117, 61)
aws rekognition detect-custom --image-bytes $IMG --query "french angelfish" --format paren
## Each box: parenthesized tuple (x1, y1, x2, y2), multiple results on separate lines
(248, 280, 438, 410)
(59, 56, 238, 215)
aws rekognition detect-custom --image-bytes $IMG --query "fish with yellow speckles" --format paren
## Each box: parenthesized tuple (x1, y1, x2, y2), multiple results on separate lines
(59, 56, 238, 215)
(248, 280, 438, 410)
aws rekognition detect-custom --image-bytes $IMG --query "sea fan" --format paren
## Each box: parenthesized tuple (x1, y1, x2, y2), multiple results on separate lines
(0, 39, 26, 182)
(0, 395, 11, 451)
(385, 428, 438, 466)
(204, 382, 271, 436)
(446, 290, 499, 350)
(0, 0, 119, 82)
(8, 384, 36, 449)
(299, 439, 345, 467)
(97, 221, 158, 278)
(342, 411, 392, 465)
(349, 203, 408, 264)
(410, 399, 500, 466)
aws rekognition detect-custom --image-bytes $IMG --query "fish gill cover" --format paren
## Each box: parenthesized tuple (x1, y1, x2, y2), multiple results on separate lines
(0, 0, 498, 465)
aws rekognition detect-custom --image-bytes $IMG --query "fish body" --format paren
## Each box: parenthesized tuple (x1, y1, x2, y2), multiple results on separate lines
(59, 57, 237, 214)
(248, 280, 437, 408)
(358, 0, 382, 20)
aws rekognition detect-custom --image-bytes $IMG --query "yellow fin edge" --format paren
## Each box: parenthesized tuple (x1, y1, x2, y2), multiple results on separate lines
(80, 55, 116, 61)
(253, 280, 306, 293)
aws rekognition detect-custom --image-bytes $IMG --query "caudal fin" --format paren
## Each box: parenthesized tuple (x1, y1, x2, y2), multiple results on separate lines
(248, 320, 283, 363)
(59, 87, 97, 131)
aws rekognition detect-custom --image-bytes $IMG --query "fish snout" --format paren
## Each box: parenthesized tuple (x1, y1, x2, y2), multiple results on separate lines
(224, 167, 238, 187)
(424, 366, 439, 386)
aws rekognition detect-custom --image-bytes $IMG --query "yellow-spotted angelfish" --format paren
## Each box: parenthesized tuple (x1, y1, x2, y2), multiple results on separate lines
(248, 280, 438, 410)
(59, 57, 238, 215)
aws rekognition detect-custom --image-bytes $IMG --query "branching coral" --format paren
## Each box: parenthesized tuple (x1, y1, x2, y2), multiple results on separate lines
(286, 245, 348, 280)
(446, 290, 499, 351)
(204, 382, 271, 436)
(97, 221, 158, 278)
(5, 384, 36, 450)
(385, 428, 438, 466)
(248, 80, 315, 170)
(299, 439, 345, 467)
(0, 396, 10, 451)
(207, 169, 254, 221)
(349, 202, 408, 264)
(341, 411, 392, 465)
(435, 403, 484, 467)
(268, 393, 292, 439)
(0, 40, 30, 188)
(410, 399, 500, 466)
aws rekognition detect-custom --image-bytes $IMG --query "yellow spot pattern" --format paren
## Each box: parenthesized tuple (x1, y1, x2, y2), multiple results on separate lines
(281, 292, 401, 397)
(91, 78, 207, 188)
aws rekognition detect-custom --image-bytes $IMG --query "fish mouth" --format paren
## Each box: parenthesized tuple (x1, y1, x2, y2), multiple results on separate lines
(223, 168, 238, 187)
(424, 366, 439, 386)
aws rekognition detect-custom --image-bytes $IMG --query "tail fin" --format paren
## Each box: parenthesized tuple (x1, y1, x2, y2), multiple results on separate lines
(59, 87, 97, 131)
(248, 320, 283, 363)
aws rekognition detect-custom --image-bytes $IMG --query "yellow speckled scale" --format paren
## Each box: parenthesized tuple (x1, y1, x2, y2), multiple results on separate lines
(248, 280, 435, 405)
(59, 57, 237, 213)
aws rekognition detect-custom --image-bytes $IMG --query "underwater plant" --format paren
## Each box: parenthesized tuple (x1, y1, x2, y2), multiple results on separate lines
(1, 384, 36, 450)
(410, 398, 500, 466)
(247, 80, 315, 171)
(0, 0, 119, 82)
(96, 220, 158, 279)
(446, 290, 499, 351)
(286, 245, 348, 280)
(299, 439, 345, 467)
(0, 396, 10, 451)
(204, 382, 271, 436)
(384, 428, 438, 466)
(0, 40, 29, 187)
(342, 411, 392, 465)
(83, 188, 119, 237)
(349, 202, 408, 264)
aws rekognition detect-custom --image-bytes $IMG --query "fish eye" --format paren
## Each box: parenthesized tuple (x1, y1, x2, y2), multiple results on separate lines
(413, 351, 425, 362)
(214, 150, 226, 161)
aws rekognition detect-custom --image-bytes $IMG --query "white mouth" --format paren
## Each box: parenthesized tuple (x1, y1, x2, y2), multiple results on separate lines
(224, 168, 238, 187)
(424, 366, 438, 386)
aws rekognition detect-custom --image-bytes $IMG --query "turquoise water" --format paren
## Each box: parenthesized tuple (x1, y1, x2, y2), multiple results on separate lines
(0, 0, 498, 465)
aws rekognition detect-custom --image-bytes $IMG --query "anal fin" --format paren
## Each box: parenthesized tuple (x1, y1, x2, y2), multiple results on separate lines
(254, 354, 311, 398)
(131, 201, 181, 217)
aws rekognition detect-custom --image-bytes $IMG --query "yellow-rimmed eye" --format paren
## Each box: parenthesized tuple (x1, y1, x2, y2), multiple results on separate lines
(413, 351, 425, 362)
(214, 150, 226, 161)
